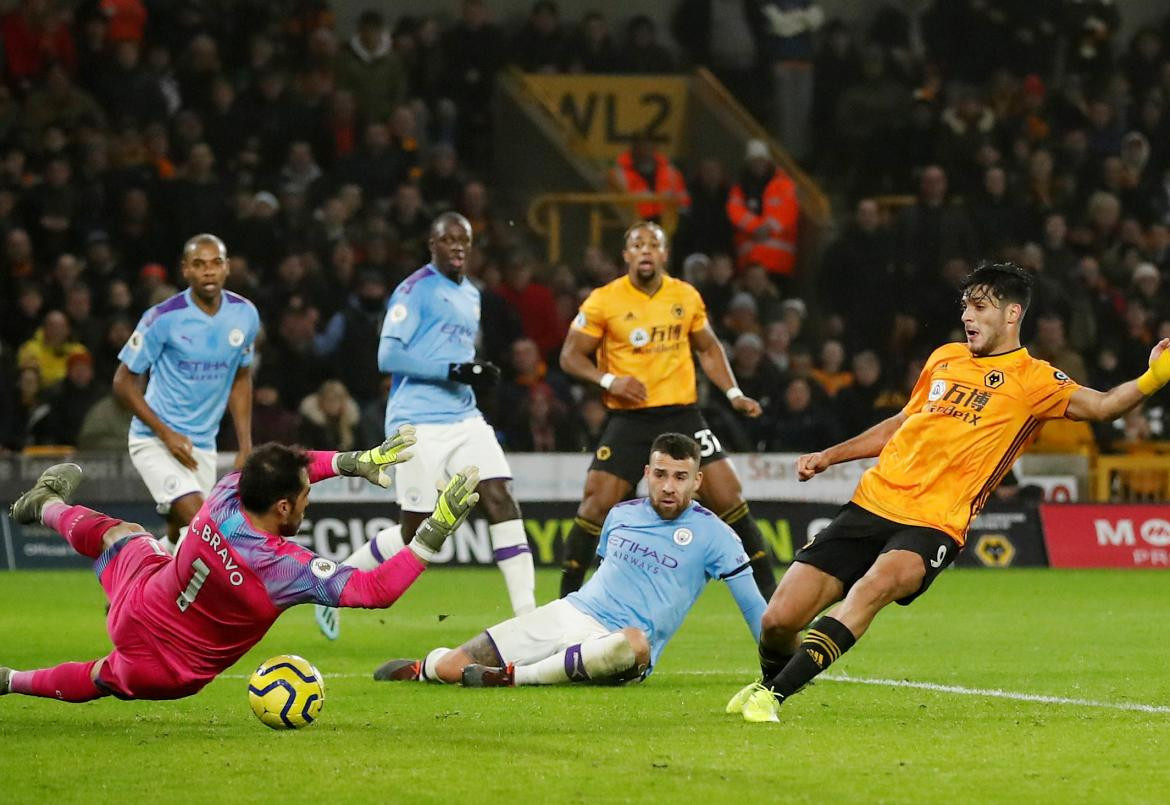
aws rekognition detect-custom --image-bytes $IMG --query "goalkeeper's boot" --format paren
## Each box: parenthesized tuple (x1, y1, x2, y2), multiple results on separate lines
(373, 659, 421, 682)
(740, 683, 782, 723)
(314, 605, 340, 641)
(10, 463, 83, 524)
(0, 667, 11, 695)
(461, 663, 515, 687)
(725, 679, 763, 714)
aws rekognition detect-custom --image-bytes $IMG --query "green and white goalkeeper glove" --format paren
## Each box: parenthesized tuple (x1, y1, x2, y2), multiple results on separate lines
(336, 425, 417, 488)
(409, 466, 481, 562)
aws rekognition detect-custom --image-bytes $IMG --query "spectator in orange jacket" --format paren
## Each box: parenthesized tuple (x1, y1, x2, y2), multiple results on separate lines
(726, 139, 799, 282)
(609, 136, 690, 222)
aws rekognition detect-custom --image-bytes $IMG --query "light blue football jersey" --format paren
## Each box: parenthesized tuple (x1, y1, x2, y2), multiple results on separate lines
(567, 498, 763, 670)
(380, 264, 481, 432)
(119, 289, 259, 450)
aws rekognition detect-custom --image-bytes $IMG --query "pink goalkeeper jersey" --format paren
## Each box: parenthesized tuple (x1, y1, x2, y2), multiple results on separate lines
(119, 452, 424, 690)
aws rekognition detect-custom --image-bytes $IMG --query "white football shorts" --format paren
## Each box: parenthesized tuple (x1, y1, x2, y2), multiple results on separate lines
(128, 435, 217, 513)
(485, 598, 613, 666)
(393, 415, 511, 512)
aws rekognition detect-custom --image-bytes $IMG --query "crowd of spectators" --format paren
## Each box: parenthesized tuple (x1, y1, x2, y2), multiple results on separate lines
(2, 0, 1170, 461)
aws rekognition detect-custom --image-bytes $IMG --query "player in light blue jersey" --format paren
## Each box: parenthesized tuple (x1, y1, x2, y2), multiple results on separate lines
(315, 212, 534, 640)
(372, 432, 765, 687)
(113, 234, 259, 549)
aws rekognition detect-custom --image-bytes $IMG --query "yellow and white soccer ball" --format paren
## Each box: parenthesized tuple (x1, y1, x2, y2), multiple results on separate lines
(247, 654, 325, 730)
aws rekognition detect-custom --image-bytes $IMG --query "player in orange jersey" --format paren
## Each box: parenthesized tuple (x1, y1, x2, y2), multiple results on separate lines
(729, 262, 1170, 722)
(558, 221, 776, 600)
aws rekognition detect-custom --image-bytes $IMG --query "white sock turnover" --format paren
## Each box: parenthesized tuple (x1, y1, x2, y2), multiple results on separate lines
(512, 632, 637, 686)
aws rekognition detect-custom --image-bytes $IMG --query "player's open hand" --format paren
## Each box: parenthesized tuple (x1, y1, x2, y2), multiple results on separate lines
(732, 395, 763, 418)
(608, 375, 648, 404)
(337, 425, 418, 488)
(409, 467, 482, 561)
(162, 428, 198, 470)
(796, 451, 830, 481)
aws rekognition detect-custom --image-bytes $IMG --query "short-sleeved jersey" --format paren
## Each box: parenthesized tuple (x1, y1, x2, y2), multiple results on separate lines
(130, 471, 359, 685)
(853, 343, 1081, 544)
(572, 275, 708, 410)
(567, 498, 753, 668)
(118, 289, 259, 450)
(381, 265, 480, 431)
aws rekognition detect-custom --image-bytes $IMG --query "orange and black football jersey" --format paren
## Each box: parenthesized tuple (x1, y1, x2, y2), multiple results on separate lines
(852, 343, 1081, 545)
(572, 275, 708, 410)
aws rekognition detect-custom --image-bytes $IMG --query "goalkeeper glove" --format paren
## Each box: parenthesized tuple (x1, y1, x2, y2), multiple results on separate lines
(336, 424, 417, 488)
(448, 361, 501, 389)
(1137, 349, 1170, 396)
(409, 466, 481, 562)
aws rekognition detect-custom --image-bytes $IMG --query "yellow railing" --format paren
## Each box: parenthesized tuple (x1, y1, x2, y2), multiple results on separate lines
(1093, 452, 1170, 502)
(526, 193, 682, 263)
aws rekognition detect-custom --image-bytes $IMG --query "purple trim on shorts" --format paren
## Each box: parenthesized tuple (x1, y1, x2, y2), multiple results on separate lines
(483, 629, 505, 666)
(564, 643, 589, 682)
(493, 544, 531, 562)
(369, 537, 386, 564)
(92, 533, 154, 579)
(478, 477, 513, 484)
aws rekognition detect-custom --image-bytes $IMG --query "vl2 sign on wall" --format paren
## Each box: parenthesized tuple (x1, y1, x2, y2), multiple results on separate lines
(1040, 504, 1170, 567)
(522, 74, 689, 159)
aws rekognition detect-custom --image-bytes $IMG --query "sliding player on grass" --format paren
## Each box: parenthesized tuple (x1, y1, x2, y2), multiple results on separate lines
(373, 433, 765, 687)
(730, 262, 1170, 722)
(0, 429, 480, 704)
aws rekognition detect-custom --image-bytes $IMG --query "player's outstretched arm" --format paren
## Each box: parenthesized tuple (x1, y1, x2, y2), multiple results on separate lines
(797, 412, 907, 481)
(335, 425, 418, 488)
(692, 324, 762, 417)
(335, 468, 480, 609)
(1065, 338, 1170, 421)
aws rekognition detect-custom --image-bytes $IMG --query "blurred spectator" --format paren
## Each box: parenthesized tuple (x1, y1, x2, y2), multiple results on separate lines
(1, 2, 77, 90)
(497, 260, 562, 359)
(834, 349, 885, 434)
(721, 332, 784, 446)
(258, 303, 328, 409)
(616, 15, 676, 73)
(1027, 312, 1089, 384)
(17, 310, 88, 389)
(37, 351, 106, 446)
(76, 392, 134, 451)
(64, 283, 103, 353)
(736, 263, 783, 323)
(766, 376, 842, 451)
(503, 382, 580, 451)
(513, 1, 567, 73)
(336, 9, 407, 124)
(819, 198, 896, 351)
(673, 0, 766, 117)
(727, 139, 798, 284)
(3, 366, 48, 450)
(761, 0, 823, 162)
(248, 384, 301, 447)
(676, 157, 734, 259)
(313, 270, 388, 405)
(763, 320, 791, 372)
(835, 45, 913, 196)
(810, 339, 853, 396)
(1, 282, 46, 349)
(721, 291, 761, 340)
(893, 165, 977, 288)
(566, 11, 617, 74)
(610, 136, 690, 222)
(442, 0, 506, 166)
(298, 379, 364, 451)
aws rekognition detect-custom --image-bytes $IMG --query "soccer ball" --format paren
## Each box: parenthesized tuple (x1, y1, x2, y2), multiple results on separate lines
(247, 654, 325, 730)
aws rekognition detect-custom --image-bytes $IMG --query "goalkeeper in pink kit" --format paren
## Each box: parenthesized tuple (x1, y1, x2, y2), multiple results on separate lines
(0, 427, 480, 703)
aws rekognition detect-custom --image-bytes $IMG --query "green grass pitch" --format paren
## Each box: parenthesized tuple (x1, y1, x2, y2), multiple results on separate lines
(3, 567, 1170, 803)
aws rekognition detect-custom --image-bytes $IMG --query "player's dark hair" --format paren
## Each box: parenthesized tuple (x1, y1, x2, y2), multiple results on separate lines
(960, 261, 1033, 313)
(182, 232, 226, 260)
(650, 432, 701, 464)
(239, 443, 311, 512)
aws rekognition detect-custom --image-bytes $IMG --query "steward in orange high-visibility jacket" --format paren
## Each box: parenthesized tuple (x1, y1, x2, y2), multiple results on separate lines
(610, 138, 691, 222)
(726, 139, 799, 276)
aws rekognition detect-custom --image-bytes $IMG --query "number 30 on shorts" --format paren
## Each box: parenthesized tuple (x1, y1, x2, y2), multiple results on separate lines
(693, 428, 722, 458)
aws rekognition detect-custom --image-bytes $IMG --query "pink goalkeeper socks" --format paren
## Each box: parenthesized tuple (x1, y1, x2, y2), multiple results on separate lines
(42, 503, 121, 559)
(9, 661, 105, 702)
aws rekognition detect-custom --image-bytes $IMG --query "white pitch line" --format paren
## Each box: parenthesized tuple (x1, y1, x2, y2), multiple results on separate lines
(225, 669, 1169, 713)
(671, 669, 1170, 714)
